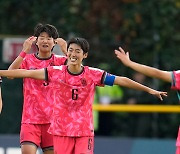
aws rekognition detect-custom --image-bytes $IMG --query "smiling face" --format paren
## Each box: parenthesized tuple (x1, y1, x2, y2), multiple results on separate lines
(36, 32, 56, 54)
(67, 43, 88, 66)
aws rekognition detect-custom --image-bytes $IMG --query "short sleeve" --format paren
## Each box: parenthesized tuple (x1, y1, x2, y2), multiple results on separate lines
(171, 71, 180, 102)
(171, 71, 180, 90)
(88, 67, 106, 86)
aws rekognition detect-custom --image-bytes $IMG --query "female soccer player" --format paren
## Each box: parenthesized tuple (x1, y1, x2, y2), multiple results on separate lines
(1, 38, 167, 154)
(8, 23, 67, 154)
(115, 47, 180, 154)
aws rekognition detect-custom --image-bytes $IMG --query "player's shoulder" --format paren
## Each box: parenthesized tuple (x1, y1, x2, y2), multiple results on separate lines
(84, 66, 105, 78)
(25, 53, 35, 57)
(173, 70, 180, 78)
(51, 65, 66, 71)
(174, 70, 180, 74)
(24, 53, 36, 60)
(53, 54, 66, 59)
(85, 66, 104, 73)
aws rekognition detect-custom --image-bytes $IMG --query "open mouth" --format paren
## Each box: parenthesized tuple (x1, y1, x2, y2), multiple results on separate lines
(42, 45, 49, 48)
(70, 57, 78, 62)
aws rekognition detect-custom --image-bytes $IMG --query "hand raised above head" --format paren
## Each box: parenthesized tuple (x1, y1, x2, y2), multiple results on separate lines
(55, 38, 67, 55)
(22, 36, 37, 53)
(114, 47, 131, 66)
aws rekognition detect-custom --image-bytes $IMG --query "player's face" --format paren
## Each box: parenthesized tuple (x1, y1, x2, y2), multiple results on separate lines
(36, 32, 55, 53)
(67, 43, 87, 65)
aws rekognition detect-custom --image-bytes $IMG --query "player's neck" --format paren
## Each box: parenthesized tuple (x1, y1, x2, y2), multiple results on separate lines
(67, 65, 83, 74)
(37, 52, 52, 58)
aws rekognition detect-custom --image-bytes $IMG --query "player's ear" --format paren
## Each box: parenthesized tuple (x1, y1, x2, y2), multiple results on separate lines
(53, 39, 57, 45)
(83, 53, 88, 59)
(35, 39, 38, 45)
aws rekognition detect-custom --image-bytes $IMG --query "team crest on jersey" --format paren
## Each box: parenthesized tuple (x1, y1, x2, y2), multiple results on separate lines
(81, 78, 87, 86)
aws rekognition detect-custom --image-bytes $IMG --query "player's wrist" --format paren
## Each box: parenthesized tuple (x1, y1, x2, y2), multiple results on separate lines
(127, 60, 133, 67)
(19, 51, 27, 58)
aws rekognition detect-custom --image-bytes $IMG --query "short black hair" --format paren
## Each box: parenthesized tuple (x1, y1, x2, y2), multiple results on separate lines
(67, 37, 89, 54)
(34, 23, 59, 39)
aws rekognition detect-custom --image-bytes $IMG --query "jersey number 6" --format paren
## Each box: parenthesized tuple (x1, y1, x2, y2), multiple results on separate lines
(72, 89, 78, 100)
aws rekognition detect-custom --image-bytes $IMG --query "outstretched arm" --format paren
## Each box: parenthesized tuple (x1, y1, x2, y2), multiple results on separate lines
(114, 47, 172, 83)
(0, 69, 45, 80)
(8, 36, 37, 70)
(114, 76, 167, 101)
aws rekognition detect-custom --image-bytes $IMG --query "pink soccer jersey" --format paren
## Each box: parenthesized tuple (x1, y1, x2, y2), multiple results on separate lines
(20, 53, 67, 124)
(172, 71, 180, 90)
(46, 65, 106, 136)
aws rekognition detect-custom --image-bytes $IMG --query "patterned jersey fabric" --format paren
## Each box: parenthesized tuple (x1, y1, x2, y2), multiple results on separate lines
(172, 71, 180, 90)
(46, 65, 106, 136)
(21, 53, 67, 124)
(171, 71, 180, 101)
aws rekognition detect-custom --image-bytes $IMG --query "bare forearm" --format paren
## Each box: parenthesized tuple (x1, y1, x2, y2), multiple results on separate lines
(114, 76, 155, 94)
(0, 69, 30, 78)
(128, 61, 171, 82)
(8, 56, 24, 70)
(0, 69, 45, 80)
(56, 38, 67, 56)
(60, 43, 67, 55)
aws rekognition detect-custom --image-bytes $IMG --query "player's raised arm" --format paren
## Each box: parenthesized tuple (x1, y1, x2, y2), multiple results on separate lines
(0, 69, 45, 80)
(113, 76, 167, 101)
(114, 47, 172, 83)
(8, 36, 37, 70)
(55, 38, 67, 56)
